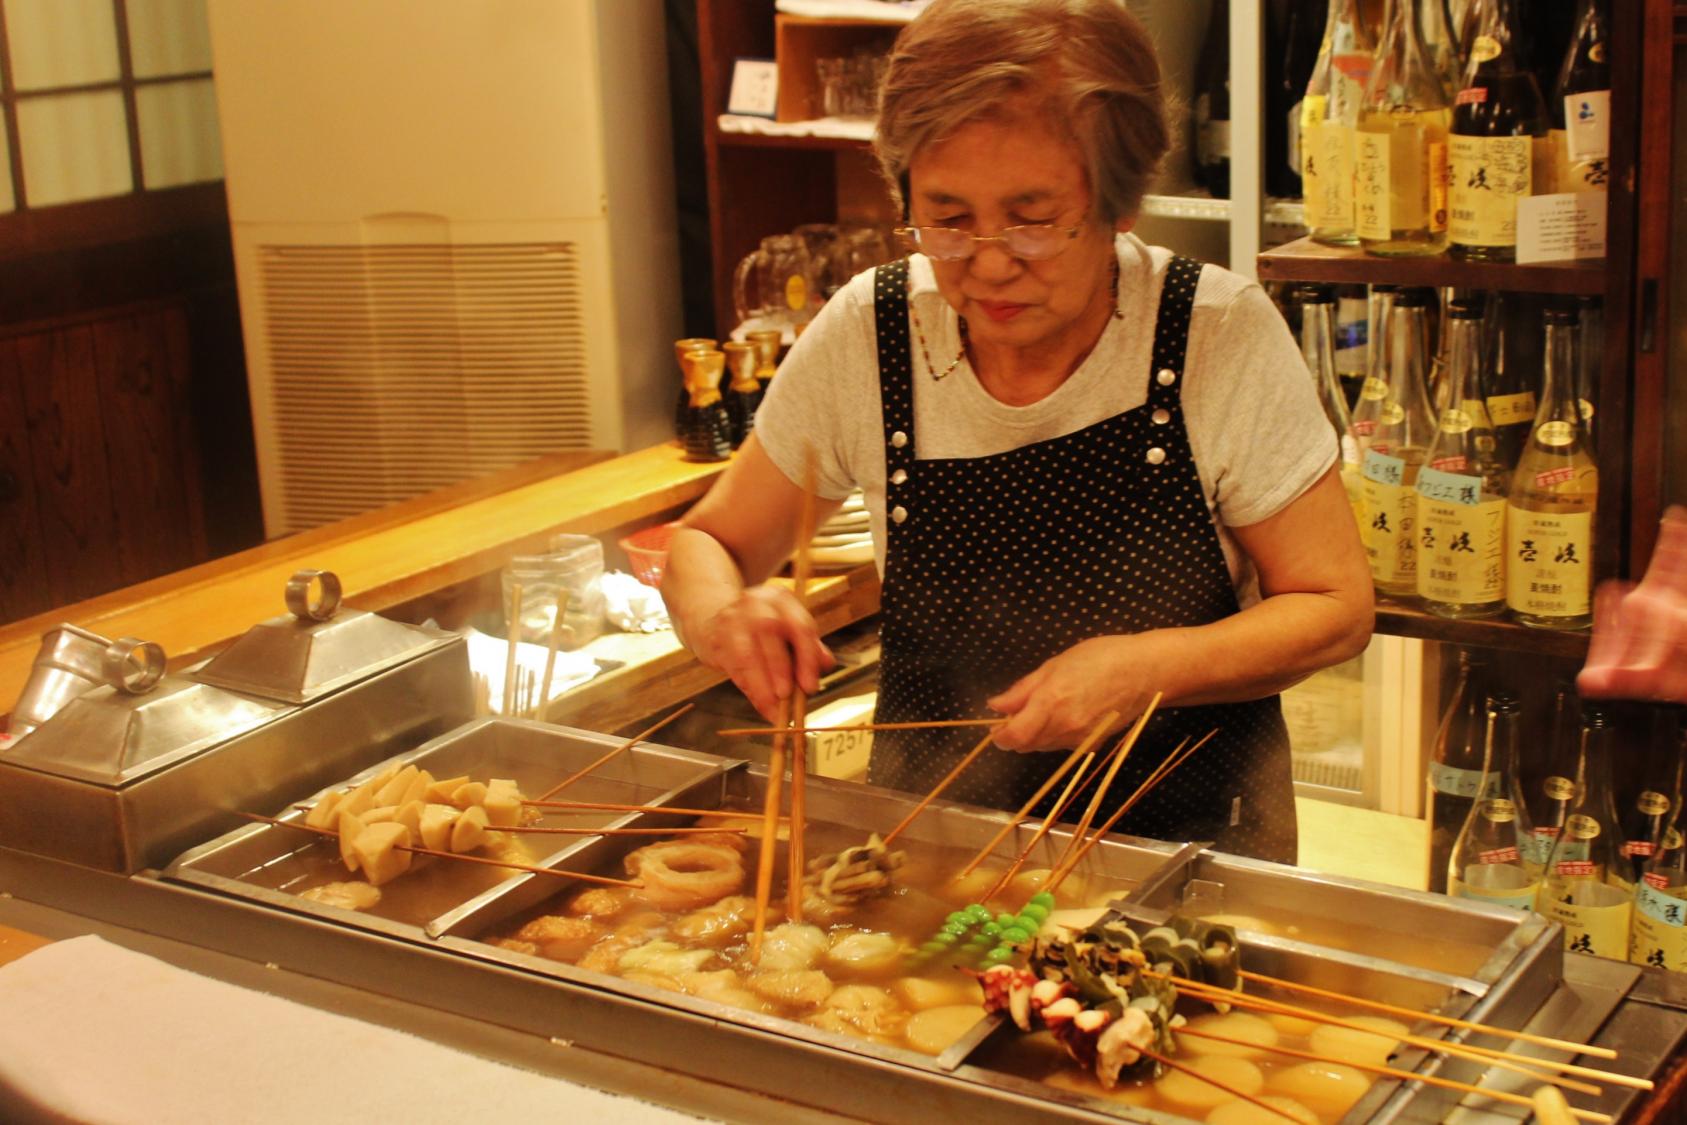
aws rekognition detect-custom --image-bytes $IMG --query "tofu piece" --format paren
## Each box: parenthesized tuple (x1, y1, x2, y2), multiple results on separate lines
(450, 805, 490, 853)
(304, 789, 343, 831)
(451, 781, 489, 810)
(426, 775, 470, 802)
(419, 803, 459, 852)
(353, 821, 414, 887)
(337, 811, 367, 873)
(374, 764, 420, 808)
(400, 769, 434, 807)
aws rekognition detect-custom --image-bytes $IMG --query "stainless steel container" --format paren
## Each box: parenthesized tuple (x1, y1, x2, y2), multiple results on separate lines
(5, 622, 114, 737)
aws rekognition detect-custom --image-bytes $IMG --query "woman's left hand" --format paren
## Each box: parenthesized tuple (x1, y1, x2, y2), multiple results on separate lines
(985, 635, 1167, 752)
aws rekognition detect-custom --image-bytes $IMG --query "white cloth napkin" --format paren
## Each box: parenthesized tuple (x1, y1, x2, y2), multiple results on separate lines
(0, 936, 698, 1125)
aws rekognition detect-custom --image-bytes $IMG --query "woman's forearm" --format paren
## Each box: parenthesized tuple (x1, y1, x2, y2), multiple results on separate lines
(661, 525, 748, 653)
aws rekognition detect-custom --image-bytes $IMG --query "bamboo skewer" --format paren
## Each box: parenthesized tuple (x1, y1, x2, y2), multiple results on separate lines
(1132, 1043, 1302, 1123)
(1047, 729, 1216, 892)
(1237, 968, 1621, 1060)
(537, 590, 566, 721)
(236, 812, 644, 888)
(1175, 1027, 1615, 1125)
(955, 714, 1116, 881)
(716, 718, 1007, 738)
(785, 446, 820, 925)
(980, 748, 1098, 904)
(1052, 696, 1160, 875)
(749, 694, 791, 962)
(1159, 973, 1620, 1097)
(532, 704, 696, 803)
(881, 729, 999, 847)
(503, 583, 524, 716)
(521, 800, 782, 821)
(499, 824, 746, 836)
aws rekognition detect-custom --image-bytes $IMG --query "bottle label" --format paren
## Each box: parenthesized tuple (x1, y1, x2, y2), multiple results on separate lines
(1471, 35, 1502, 64)
(1542, 889, 1632, 959)
(1638, 791, 1672, 816)
(1462, 398, 1495, 429)
(1567, 814, 1601, 841)
(1363, 472, 1416, 585)
(1487, 391, 1537, 427)
(1419, 491, 1505, 606)
(1544, 776, 1576, 801)
(1632, 883, 1687, 971)
(1360, 376, 1389, 402)
(1625, 840, 1658, 859)
(1288, 100, 1303, 175)
(1431, 455, 1468, 472)
(784, 274, 807, 311)
(1354, 129, 1392, 241)
(1429, 140, 1449, 233)
(1565, 90, 1612, 163)
(1523, 828, 1557, 868)
(1303, 117, 1356, 230)
(1430, 761, 1492, 799)
(1549, 129, 1610, 192)
(1433, 408, 1474, 435)
(1536, 420, 1577, 448)
(1507, 508, 1593, 618)
(1330, 57, 1370, 123)
(1450, 135, 1532, 249)
(1452, 874, 1538, 911)
(1481, 845, 1521, 864)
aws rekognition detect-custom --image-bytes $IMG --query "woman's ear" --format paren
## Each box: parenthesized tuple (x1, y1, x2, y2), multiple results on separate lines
(1114, 212, 1137, 236)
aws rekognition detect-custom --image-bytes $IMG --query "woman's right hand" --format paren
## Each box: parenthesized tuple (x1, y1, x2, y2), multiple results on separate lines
(693, 584, 836, 722)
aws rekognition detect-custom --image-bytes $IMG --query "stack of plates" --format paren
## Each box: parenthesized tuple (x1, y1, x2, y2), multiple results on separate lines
(808, 489, 874, 569)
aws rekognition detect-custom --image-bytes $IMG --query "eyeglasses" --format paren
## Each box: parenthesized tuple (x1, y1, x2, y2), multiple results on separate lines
(895, 223, 1083, 262)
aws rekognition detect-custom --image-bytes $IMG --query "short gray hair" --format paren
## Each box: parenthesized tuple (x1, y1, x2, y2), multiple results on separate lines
(875, 0, 1170, 224)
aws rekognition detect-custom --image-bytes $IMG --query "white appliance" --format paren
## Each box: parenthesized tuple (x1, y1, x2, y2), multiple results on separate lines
(208, 0, 682, 537)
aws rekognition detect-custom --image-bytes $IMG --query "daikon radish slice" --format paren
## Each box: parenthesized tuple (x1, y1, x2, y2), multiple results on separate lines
(419, 803, 459, 852)
(1265, 1011, 1321, 1038)
(1179, 1012, 1280, 1059)
(451, 805, 490, 852)
(1042, 1068, 1156, 1105)
(1153, 1056, 1264, 1115)
(892, 976, 984, 1011)
(1308, 1016, 1408, 1068)
(337, 811, 367, 873)
(903, 1004, 985, 1055)
(304, 790, 342, 830)
(1206, 1094, 1320, 1125)
(374, 764, 419, 807)
(354, 822, 413, 886)
(943, 867, 1001, 904)
(1265, 1061, 1370, 1120)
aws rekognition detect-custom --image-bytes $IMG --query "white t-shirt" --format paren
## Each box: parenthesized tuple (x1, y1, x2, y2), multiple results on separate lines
(755, 233, 1336, 606)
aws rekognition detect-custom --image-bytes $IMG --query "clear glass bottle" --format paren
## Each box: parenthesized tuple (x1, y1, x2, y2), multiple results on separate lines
(1418, 296, 1509, 617)
(1479, 291, 1534, 468)
(1270, 0, 1325, 199)
(1301, 0, 1377, 245)
(1194, 0, 1232, 198)
(1362, 287, 1438, 598)
(1506, 306, 1597, 630)
(1419, 0, 1464, 96)
(1576, 295, 1603, 455)
(1300, 283, 1366, 531)
(1550, 0, 1611, 195)
(1428, 648, 1493, 894)
(1354, 285, 1402, 462)
(1356, 0, 1454, 256)
(1539, 704, 1633, 958)
(1450, 690, 1539, 908)
(1448, 0, 1550, 261)
(1524, 678, 1581, 874)
(1632, 824, 1687, 973)
(1621, 709, 1687, 888)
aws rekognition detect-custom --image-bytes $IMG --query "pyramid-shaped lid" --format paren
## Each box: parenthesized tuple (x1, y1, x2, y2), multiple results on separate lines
(1, 639, 288, 786)
(194, 569, 451, 704)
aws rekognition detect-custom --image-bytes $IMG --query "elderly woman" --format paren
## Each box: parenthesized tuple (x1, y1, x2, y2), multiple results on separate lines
(663, 0, 1372, 863)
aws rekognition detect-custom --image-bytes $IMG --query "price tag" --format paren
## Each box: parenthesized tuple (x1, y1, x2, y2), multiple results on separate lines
(728, 58, 779, 119)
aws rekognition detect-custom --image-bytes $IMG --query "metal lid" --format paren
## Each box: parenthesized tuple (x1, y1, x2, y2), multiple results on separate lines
(194, 569, 452, 704)
(0, 638, 289, 787)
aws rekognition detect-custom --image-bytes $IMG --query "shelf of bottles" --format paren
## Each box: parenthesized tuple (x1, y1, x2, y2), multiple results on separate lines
(1259, 238, 1604, 295)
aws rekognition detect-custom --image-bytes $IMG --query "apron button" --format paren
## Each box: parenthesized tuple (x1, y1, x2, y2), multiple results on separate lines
(1156, 368, 1177, 386)
(890, 468, 908, 485)
(1152, 408, 1170, 425)
(891, 430, 909, 448)
(891, 505, 909, 524)
(1146, 447, 1166, 465)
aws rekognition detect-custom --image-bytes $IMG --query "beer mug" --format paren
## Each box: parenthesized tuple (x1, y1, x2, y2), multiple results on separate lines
(733, 234, 815, 328)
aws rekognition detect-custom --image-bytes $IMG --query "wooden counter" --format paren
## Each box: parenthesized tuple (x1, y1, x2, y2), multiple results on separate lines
(0, 444, 737, 720)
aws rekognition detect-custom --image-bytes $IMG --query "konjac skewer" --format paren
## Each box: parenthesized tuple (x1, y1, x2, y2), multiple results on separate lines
(1236, 967, 1620, 1060)
(533, 703, 695, 802)
(236, 812, 643, 888)
(1177, 1026, 1615, 1125)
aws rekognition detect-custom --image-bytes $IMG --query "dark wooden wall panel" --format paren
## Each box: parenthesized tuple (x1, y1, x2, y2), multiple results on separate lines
(16, 326, 122, 606)
(0, 340, 51, 622)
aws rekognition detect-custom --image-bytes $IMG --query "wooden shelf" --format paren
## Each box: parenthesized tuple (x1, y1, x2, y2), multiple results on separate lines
(715, 129, 869, 152)
(1257, 237, 1607, 295)
(1373, 602, 1590, 659)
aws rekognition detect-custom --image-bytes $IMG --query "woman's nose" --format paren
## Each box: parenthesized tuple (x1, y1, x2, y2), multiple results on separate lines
(967, 238, 1022, 282)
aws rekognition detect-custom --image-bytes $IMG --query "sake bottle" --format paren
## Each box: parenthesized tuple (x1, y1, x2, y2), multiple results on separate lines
(1448, 0, 1550, 261)
(1550, 0, 1611, 195)
(1524, 679, 1581, 875)
(1362, 288, 1438, 598)
(1356, 0, 1454, 256)
(1506, 306, 1597, 630)
(1631, 823, 1687, 973)
(1301, 0, 1377, 244)
(1428, 648, 1493, 894)
(1539, 704, 1632, 958)
(1353, 285, 1401, 461)
(1576, 295, 1603, 455)
(1620, 710, 1687, 888)
(1419, 0, 1464, 96)
(1479, 291, 1534, 468)
(1193, 0, 1232, 198)
(1417, 296, 1508, 618)
(1449, 690, 1539, 908)
(1299, 284, 1365, 530)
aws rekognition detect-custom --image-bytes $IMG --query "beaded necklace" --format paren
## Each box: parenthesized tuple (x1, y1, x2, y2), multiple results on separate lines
(905, 256, 1125, 382)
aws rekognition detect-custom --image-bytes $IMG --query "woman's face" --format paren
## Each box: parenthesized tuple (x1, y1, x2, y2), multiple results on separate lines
(906, 106, 1130, 358)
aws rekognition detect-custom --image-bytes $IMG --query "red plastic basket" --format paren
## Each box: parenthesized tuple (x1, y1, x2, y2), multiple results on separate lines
(620, 521, 678, 587)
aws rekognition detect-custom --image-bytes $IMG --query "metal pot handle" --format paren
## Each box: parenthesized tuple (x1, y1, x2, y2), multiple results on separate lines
(101, 638, 165, 694)
(285, 569, 342, 622)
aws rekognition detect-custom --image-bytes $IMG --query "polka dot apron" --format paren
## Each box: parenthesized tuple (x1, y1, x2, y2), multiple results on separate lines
(865, 256, 1298, 864)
